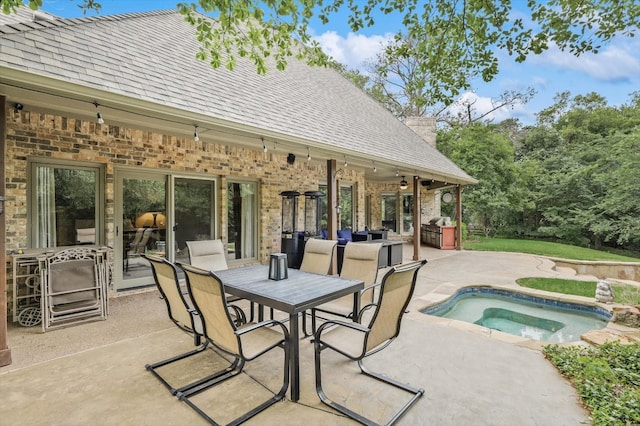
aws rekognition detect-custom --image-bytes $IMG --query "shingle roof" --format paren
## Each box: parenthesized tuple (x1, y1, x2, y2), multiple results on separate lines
(0, 9, 475, 183)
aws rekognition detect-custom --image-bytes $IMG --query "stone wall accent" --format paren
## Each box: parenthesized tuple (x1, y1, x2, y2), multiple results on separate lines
(405, 117, 437, 147)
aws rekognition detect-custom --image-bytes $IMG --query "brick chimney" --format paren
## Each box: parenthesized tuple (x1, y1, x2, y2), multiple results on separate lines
(405, 117, 436, 147)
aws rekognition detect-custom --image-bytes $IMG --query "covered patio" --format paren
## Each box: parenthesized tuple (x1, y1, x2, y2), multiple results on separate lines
(1, 246, 592, 425)
(1, 7, 476, 367)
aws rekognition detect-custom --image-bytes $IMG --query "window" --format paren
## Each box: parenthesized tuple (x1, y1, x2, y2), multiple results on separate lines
(339, 185, 353, 229)
(381, 194, 397, 232)
(227, 180, 257, 260)
(401, 194, 414, 234)
(29, 160, 104, 248)
(318, 183, 354, 230)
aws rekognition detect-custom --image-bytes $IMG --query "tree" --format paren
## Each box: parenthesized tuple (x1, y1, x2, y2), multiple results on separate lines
(437, 123, 517, 236)
(340, 34, 537, 122)
(4, 0, 639, 107)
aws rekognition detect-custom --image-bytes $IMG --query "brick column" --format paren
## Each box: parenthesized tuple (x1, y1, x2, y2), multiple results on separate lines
(0, 95, 12, 366)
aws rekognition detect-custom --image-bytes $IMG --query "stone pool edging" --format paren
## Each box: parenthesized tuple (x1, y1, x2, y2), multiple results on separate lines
(409, 284, 631, 349)
(549, 257, 640, 282)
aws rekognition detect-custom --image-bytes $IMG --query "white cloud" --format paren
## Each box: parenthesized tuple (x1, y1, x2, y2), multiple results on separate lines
(532, 40, 640, 82)
(313, 31, 392, 69)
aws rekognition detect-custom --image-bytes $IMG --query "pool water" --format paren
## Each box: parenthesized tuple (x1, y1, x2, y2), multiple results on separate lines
(423, 288, 611, 342)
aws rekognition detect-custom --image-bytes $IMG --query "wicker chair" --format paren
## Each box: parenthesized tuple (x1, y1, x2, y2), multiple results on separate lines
(314, 260, 427, 425)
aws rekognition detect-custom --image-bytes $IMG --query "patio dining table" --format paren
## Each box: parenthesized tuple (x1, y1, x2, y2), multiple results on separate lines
(214, 265, 364, 402)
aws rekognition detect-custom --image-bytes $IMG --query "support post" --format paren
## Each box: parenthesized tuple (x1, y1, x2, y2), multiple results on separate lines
(413, 176, 420, 261)
(455, 185, 462, 250)
(0, 95, 12, 366)
(327, 159, 338, 274)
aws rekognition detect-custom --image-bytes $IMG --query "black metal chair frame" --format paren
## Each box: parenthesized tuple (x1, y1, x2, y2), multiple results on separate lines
(314, 260, 427, 426)
(176, 262, 290, 426)
(143, 254, 240, 396)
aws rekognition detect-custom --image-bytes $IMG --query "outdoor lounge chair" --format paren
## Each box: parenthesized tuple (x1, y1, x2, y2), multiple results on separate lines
(311, 242, 382, 335)
(176, 263, 290, 426)
(143, 254, 236, 396)
(186, 239, 249, 324)
(39, 247, 108, 332)
(314, 260, 427, 425)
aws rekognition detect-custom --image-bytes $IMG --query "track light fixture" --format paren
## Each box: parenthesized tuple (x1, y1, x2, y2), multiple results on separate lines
(93, 101, 104, 124)
(307, 147, 311, 161)
(396, 168, 399, 177)
(400, 176, 408, 190)
(193, 125, 199, 142)
(373, 161, 377, 173)
(262, 137, 267, 153)
(344, 155, 348, 168)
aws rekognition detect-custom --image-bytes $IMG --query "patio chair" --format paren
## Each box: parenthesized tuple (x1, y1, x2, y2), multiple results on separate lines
(186, 239, 228, 272)
(186, 239, 248, 324)
(299, 238, 338, 335)
(176, 263, 290, 426)
(143, 254, 235, 396)
(311, 242, 382, 335)
(39, 247, 108, 332)
(314, 260, 427, 425)
(125, 227, 152, 271)
(299, 238, 338, 275)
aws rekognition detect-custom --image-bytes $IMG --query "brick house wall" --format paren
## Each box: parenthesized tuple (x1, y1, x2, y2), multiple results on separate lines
(4, 109, 343, 257)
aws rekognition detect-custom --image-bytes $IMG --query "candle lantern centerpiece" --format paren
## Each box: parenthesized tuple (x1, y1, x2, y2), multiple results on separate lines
(269, 253, 288, 280)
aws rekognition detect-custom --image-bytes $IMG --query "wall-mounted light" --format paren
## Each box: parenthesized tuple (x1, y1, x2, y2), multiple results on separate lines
(93, 101, 104, 124)
(400, 176, 408, 190)
(335, 204, 342, 214)
(193, 125, 199, 142)
(14, 103, 24, 111)
(287, 153, 296, 165)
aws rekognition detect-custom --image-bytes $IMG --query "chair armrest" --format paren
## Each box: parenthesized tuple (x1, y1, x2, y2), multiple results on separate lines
(360, 282, 381, 294)
(315, 318, 369, 339)
(237, 319, 290, 340)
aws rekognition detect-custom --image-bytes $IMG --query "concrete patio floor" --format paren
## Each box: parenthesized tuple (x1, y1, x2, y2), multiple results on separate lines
(2, 245, 613, 425)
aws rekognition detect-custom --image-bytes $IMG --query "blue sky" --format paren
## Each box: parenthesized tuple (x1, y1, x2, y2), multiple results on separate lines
(41, 0, 640, 125)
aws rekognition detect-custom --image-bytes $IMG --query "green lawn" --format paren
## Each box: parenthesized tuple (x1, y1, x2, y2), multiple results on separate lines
(463, 237, 639, 261)
(517, 277, 640, 305)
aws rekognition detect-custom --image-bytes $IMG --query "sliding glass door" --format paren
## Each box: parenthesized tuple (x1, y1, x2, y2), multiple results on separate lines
(117, 171, 167, 290)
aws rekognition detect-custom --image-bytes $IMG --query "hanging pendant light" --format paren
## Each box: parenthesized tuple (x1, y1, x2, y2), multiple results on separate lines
(400, 176, 408, 190)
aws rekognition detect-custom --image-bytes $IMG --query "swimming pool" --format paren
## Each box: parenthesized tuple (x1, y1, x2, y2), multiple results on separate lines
(422, 287, 612, 342)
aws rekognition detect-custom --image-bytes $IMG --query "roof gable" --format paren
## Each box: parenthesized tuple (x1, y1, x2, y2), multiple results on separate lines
(0, 9, 474, 183)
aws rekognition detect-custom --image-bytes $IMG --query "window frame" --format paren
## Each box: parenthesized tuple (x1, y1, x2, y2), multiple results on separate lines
(28, 158, 105, 248)
(226, 177, 259, 263)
